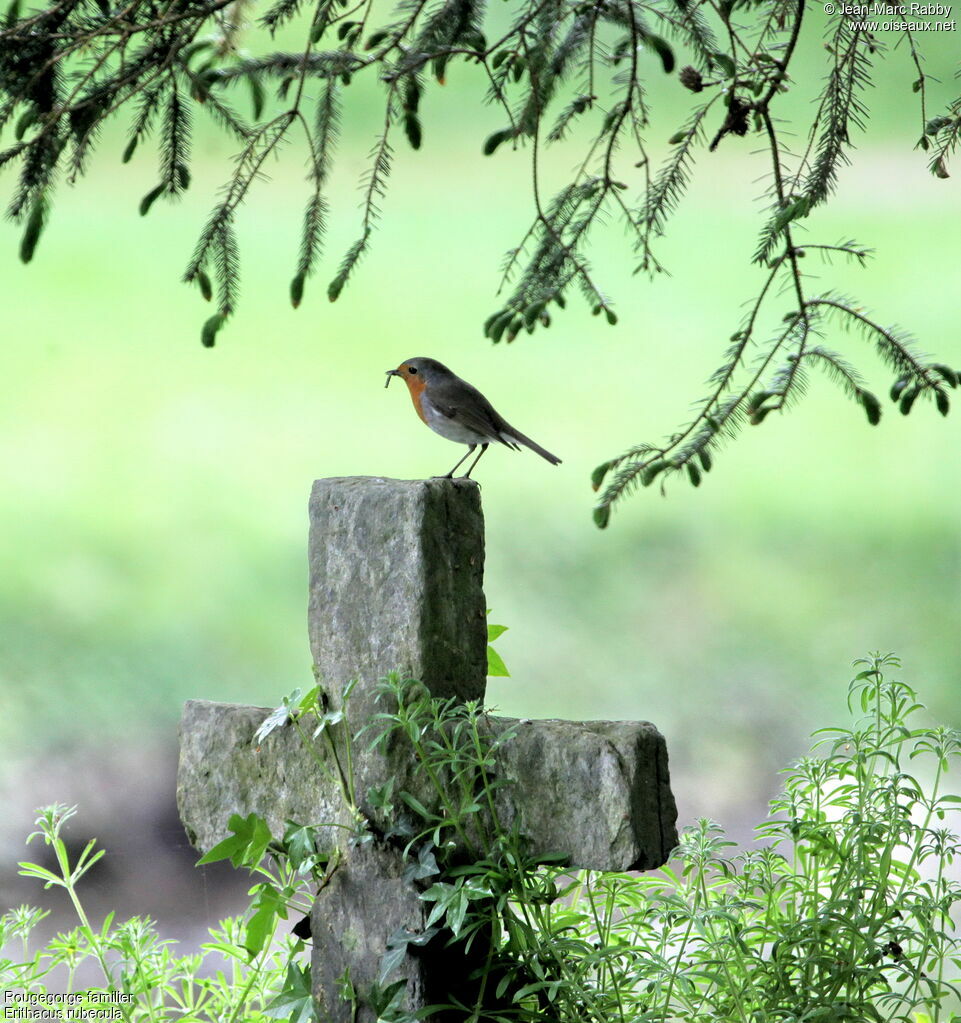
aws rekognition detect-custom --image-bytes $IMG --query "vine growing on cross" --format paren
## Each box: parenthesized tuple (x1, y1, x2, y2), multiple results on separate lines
(1, 0, 959, 523)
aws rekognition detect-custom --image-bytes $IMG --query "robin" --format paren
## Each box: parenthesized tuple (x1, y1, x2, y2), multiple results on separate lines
(385, 357, 562, 479)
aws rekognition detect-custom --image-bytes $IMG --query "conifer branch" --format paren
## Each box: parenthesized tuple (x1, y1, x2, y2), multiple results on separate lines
(0, 0, 957, 522)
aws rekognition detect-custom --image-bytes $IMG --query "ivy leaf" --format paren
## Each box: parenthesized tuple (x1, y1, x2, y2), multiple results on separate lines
(264, 962, 315, 1022)
(198, 812, 273, 869)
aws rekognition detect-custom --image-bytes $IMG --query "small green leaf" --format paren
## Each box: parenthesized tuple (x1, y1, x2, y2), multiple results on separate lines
(712, 52, 736, 77)
(487, 622, 508, 642)
(605, 308, 618, 326)
(488, 312, 513, 343)
(198, 812, 272, 868)
(290, 271, 305, 308)
(899, 386, 919, 415)
(857, 389, 881, 425)
(248, 75, 265, 120)
(15, 108, 37, 141)
(487, 647, 510, 677)
(686, 462, 701, 487)
(483, 128, 511, 156)
(19, 196, 46, 264)
(748, 390, 772, 413)
(668, 129, 690, 144)
(139, 184, 165, 216)
(931, 364, 958, 387)
(591, 460, 612, 491)
(283, 821, 323, 873)
(698, 449, 713, 472)
(255, 696, 298, 742)
(245, 883, 285, 957)
(180, 40, 214, 65)
(399, 791, 431, 818)
(121, 135, 138, 164)
(592, 504, 610, 529)
(197, 269, 213, 302)
(641, 459, 666, 486)
(925, 115, 952, 135)
(935, 389, 950, 416)
(264, 962, 314, 1022)
(404, 113, 422, 150)
(201, 312, 226, 348)
(522, 301, 546, 329)
(377, 942, 408, 985)
(645, 34, 675, 73)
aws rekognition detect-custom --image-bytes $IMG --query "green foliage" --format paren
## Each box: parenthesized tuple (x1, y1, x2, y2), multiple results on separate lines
(6, 656, 961, 1019)
(0, 804, 314, 1021)
(365, 655, 961, 1022)
(1, 0, 959, 521)
(487, 612, 511, 677)
(255, 676, 363, 818)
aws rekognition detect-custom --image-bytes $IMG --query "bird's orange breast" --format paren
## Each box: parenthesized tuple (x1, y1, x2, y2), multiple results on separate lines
(402, 374, 430, 424)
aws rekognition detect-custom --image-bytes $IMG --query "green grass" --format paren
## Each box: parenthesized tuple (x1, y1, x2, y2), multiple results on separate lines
(1, 41, 960, 833)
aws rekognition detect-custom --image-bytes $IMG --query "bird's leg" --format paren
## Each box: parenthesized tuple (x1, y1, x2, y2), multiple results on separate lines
(462, 443, 489, 479)
(441, 445, 475, 479)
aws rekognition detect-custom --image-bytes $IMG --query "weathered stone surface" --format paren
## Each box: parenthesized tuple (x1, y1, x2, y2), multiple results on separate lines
(176, 699, 346, 855)
(310, 843, 430, 1023)
(490, 718, 677, 871)
(177, 476, 680, 1023)
(310, 844, 521, 1023)
(177, 701, 677, 870)
(308, 477, 487, 725)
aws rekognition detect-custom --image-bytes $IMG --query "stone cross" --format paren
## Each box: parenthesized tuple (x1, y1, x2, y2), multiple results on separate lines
(177, 477, 677, 1022)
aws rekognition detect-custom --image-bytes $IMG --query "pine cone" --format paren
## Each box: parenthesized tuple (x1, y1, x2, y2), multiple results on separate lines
(679, 66, 703, 92)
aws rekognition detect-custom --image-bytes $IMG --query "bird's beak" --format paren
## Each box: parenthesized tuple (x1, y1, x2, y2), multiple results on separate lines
(384, 368, 401, 389)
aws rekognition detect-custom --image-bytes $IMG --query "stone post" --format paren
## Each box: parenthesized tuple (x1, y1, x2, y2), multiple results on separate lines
(177, 477, 678, 1023)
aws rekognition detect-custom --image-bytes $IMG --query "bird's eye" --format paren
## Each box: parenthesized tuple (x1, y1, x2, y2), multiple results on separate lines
(408, 366, 418, 374)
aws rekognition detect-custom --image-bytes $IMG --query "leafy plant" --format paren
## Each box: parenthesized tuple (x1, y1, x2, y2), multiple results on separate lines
(364, 654, 961, 1021)
(6, 654, 960, 1021)
(1, 0, 959, 520)
(487, 612, 510, 678)
(0, 804, 313, 1021)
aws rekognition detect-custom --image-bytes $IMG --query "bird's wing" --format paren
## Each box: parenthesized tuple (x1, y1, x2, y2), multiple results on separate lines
(430, 384, 522, 449)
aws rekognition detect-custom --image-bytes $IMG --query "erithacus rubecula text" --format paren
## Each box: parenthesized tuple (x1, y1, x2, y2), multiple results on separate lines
(385, 357, 562, 479)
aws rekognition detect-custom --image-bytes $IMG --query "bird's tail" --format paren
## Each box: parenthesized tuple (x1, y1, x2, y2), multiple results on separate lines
(501, 428, 562, 465)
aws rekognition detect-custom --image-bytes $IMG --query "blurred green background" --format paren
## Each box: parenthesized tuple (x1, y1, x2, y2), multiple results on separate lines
(1, 7, 959, 936)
